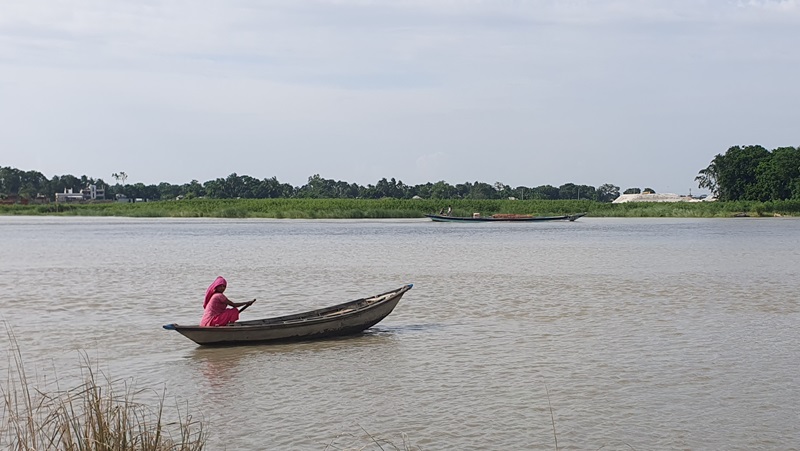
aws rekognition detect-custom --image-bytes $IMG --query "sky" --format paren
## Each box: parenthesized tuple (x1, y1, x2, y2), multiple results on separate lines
(1, 0, 798, 194)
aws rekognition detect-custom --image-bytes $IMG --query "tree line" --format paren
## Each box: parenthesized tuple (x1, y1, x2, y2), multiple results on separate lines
(0, 168, 626, 202)
(12, 142, 797, 204)
(695, 145, 800, 201)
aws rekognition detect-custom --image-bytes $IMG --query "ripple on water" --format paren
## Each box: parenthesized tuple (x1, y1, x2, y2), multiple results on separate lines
(2, 217, 800, 450)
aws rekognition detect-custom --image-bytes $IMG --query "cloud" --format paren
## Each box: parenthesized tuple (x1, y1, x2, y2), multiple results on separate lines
(1, 1, 798, 190)
(2, 2, 797, 92)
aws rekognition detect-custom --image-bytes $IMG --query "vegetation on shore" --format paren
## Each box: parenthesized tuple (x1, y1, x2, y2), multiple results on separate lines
(696, 145, 800, 201)
(3, 143, 800, 219)
(3, 145, 799, 208)
(1, 167, 622, 203)
(1, 197, 798, 218)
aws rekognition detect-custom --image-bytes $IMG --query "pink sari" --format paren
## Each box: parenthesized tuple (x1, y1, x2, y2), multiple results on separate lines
(200, 276, 239, 326)
(200, 293, 240, 326)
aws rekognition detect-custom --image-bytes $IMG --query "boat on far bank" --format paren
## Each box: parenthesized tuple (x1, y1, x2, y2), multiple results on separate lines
(425, 212, 586, 222)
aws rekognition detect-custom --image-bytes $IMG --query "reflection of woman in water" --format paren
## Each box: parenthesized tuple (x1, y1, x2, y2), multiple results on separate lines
(193, 348, 244, 391)
(200, 276, 255, 326)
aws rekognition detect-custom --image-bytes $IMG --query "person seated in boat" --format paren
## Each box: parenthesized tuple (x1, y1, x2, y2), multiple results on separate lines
(446, 206, 452, 216)
(200, 276, 255, 326)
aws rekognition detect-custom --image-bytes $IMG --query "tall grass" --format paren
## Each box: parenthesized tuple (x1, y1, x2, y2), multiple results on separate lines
(1, 327, 206, 451)
(2, 198, 799, 218)
(324, 427, 421, 450)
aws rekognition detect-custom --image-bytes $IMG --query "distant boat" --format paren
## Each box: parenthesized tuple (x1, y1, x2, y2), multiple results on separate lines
(163, 284, 412, 346)
(424, 212, 586, 222)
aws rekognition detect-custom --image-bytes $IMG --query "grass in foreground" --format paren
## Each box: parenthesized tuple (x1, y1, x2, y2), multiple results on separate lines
(1, 327, 206, 451)
(3, 323, 640, 451)
(324, 427, 421, 450)
(1, 326, 420, 451)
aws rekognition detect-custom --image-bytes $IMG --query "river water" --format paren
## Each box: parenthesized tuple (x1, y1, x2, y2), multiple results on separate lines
(1, 216, 799, 450)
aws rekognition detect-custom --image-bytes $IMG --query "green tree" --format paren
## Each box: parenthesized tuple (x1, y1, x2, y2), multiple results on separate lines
(158, 182, 182, 200)
(429, 181, 457, 199)
(492, 182, 512, 199)
(0, 168, 50, 198)
(715, 145, 770, 201)
(513, 186, 531, 200)
(182, 180, 205, 198)
(468, 182, 498, 199)
(17, 170, 49, 198)
(530, 185, 559, 200)
(111, 172, 128, 185)
(297, 174, 337, 198)
(203, 178, 224, 198)
(373, 177, 403, 198)
(0, 167, 22, 194)
(125, 183, 159, 200)
(753, 146, 800, 201)
(695, 160, 719, 198)
(579, 184, 597, 200)
(558, 183, 594, 200)
(596, 184, 620, 202)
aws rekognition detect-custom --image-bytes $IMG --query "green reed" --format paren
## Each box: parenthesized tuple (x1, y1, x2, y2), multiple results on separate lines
(2, 198, 799, 218)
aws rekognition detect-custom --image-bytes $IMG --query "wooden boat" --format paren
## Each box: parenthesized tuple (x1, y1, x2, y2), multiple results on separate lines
(163, 284, 412, 346)
(425, 212, 586, 222)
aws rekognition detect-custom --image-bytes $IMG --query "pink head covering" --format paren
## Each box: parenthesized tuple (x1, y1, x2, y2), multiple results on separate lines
(204, 276, 227, 308)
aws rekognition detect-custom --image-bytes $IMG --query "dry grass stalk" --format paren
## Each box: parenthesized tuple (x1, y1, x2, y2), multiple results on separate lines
(1, 325, 206, 451)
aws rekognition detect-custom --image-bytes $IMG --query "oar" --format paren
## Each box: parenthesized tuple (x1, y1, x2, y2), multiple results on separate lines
(238, 299, 256, 313)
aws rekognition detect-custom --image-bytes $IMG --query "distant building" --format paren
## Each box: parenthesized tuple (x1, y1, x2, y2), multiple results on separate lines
(55, 188, 84, 203)
(81, 184, 105, 200)
(0, 194, 27, 205)
(612, 192, 712, 203)
(55, 184, 106, 202)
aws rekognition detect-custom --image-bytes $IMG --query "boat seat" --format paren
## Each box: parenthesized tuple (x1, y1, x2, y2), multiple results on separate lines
(324, 308, 354, 317)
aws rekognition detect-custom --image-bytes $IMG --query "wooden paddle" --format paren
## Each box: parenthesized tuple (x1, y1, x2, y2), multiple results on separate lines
(238, 299, 256, 313)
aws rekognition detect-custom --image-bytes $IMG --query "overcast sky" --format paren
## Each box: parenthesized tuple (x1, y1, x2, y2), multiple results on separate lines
(1, 1, 798, 193)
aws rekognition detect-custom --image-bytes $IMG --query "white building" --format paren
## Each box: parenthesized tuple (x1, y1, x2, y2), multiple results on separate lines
(55, 188, 84, 202)
(612, 192, 711, 203)
(55, 184, 106, 202)
(81, 184, 105, 200)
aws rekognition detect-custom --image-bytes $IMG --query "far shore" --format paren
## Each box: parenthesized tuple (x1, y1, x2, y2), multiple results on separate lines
(1, 198, 798, 219)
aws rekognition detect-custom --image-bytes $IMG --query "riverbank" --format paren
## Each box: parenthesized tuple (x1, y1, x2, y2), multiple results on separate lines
(1, 198, 798, 218)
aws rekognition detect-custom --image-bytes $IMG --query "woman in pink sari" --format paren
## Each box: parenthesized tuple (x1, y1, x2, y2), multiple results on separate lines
(200, 276, 256, 326)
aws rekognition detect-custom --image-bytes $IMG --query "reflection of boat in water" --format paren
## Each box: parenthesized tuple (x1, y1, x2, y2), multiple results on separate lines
(163, 284, 412, 346)
(425, 212, 586, 222)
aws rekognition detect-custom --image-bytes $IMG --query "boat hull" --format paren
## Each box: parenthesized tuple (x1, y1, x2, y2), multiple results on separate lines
(425, 213, 586, 222)
(164, 284, 412, 346)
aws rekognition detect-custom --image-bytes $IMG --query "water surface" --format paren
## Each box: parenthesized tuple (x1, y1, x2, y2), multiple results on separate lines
(2, 216, 799, 450)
